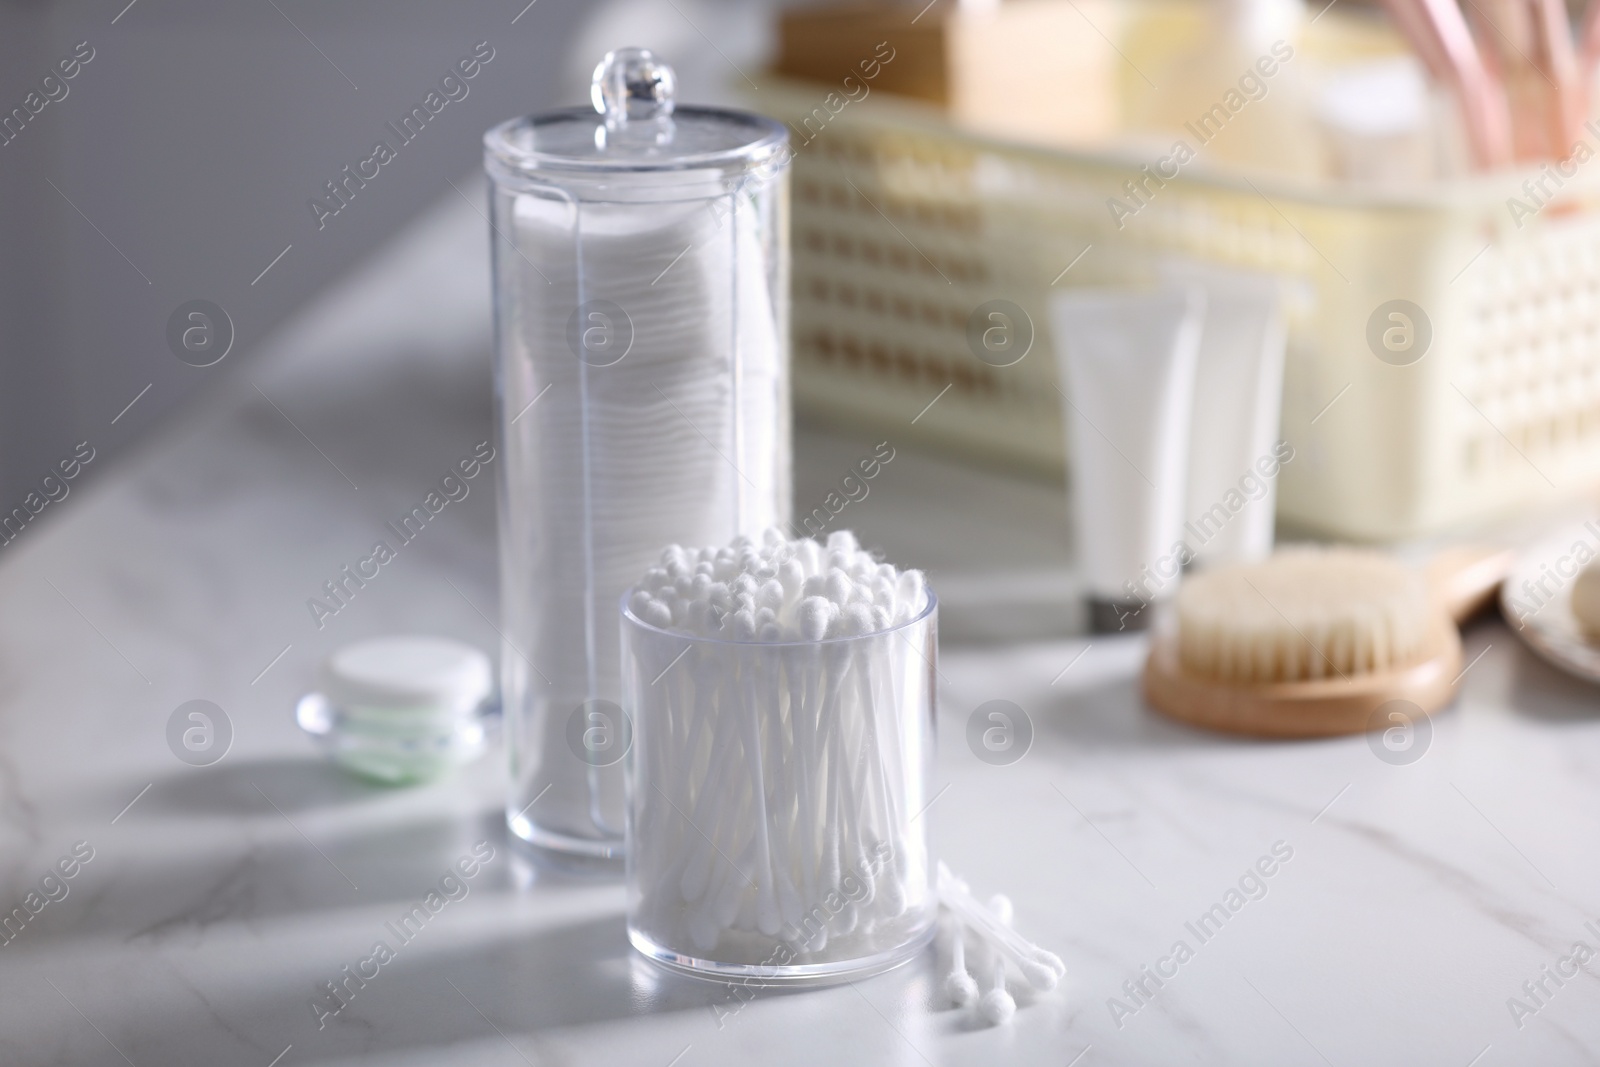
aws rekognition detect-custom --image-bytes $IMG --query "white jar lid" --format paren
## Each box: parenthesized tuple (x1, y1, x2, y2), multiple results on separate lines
(319, 636, 493, 714)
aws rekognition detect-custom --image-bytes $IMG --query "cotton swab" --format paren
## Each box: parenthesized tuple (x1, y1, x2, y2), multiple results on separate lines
(932, 868, 1071, 1029)
(942, 917, 979, 1006)
(979, 957, 1017, 1026)
(943, 890, 1018, 1012)
(938, 864, 1065, 992)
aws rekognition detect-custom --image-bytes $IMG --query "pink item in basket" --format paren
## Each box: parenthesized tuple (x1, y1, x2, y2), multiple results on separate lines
(1378, 0, 1513, 168)
(1470, 0, 1583, 160)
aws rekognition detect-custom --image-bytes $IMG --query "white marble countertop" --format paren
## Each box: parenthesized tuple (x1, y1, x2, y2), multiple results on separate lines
(4, 188, 1600, 1067)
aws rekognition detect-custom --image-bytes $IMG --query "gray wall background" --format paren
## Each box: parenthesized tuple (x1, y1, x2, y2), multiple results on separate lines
(0, 0, 775, 520)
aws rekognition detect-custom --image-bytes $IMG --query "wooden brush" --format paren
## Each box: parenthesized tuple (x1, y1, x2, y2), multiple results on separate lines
(1143, 546, 1511, 738)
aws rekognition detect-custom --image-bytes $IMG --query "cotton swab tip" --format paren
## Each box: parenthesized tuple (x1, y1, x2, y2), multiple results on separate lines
(826, 530, 859, 553)
(1030, 947, 1066, 977)
(944, 969, 979, 1006)
(643, 600, 673, 629)
(879, 873, 908, 916)
(798, 596, 833, 642)
(898, 568, 926, 608)
(980, 960, 1016, 1025)
(729, 609, 757, 641)
(980, 987, 1017, 1025)
(1018, 957, 1059, 991)
(757, 579, 785, 613)
(689, 910, 720, 951)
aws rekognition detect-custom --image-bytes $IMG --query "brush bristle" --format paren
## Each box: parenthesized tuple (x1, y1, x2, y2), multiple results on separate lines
(1176, 549, 1431, 683)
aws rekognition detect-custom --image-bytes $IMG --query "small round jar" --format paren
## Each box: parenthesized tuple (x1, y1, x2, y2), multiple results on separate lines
(621, 595, 938, 983)
(297, 636, 495, 784)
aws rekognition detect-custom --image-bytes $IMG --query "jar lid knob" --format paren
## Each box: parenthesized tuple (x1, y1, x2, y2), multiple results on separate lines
(591, 47, 676, 127)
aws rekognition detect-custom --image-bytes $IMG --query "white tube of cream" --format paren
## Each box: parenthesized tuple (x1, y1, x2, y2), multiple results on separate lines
(1051, 286, 1205, 633)
(1160, 261, 1288, 569)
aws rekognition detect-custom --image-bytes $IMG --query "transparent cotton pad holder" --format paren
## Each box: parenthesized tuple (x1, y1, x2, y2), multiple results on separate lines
(483, 50, 791, 861)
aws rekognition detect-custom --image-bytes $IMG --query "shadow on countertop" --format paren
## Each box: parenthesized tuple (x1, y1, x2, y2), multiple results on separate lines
(1031, 671, 1316, 754)
(32, 767, 508, 945)
(137, 756, 395, 816)
(1505, 633, 1600, 724)
(18, 903, 932, 1067)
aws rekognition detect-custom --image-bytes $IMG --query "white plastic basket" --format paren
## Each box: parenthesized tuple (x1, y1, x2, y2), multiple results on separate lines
(762, 76, 1600, 541)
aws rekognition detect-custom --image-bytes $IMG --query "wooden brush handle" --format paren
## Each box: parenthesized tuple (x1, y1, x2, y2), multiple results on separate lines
(1426, 545, 1515, 623)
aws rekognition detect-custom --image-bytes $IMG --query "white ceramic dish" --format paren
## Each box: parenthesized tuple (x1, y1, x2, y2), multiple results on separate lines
(1501, 520, 1600, 684)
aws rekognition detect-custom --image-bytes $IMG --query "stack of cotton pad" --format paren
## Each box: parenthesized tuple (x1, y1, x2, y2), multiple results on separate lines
(623, 530, 935, 969)
(498, 182, 784, 840)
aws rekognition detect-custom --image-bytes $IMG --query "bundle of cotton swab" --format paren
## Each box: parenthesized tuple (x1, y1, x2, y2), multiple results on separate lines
(626, 528, 930, 640)
(622, 529, 937, 970)
(937, 863, 1065, 1027)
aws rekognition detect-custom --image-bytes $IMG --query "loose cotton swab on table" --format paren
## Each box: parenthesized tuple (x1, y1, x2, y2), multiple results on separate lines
(980, 955, 1017, 1026)
(942, 914, 980, 1006)
(939, 864, 1065, 993)
(936, 863, 1067, 1027)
